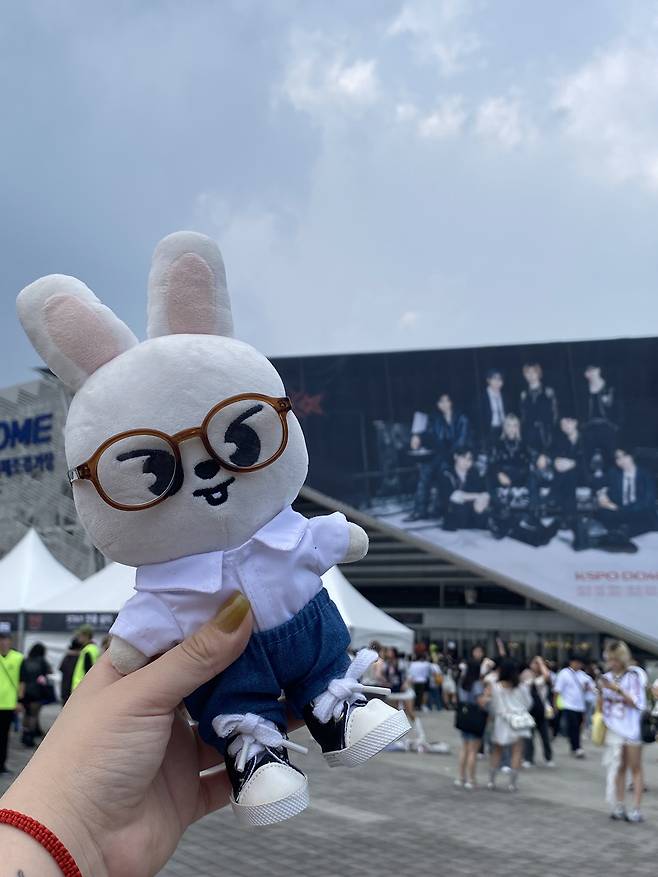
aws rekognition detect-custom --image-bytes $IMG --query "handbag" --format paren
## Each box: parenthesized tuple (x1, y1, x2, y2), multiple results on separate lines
(501, 685, 535, 731)
(508, 712, 536, 731)
(591, 709, 607, 746)
(455, 701, 488, 737)
(640, 711, 658, 745)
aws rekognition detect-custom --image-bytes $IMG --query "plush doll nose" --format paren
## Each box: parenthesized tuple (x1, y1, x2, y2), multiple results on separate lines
(194, 458, 221, 480)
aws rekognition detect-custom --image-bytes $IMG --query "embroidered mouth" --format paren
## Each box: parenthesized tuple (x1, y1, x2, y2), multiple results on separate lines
(193, 477, 236, 507)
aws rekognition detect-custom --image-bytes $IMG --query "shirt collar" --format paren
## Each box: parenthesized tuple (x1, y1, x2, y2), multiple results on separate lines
(250, 505, 307, 550)
(136, 506, 305, 593)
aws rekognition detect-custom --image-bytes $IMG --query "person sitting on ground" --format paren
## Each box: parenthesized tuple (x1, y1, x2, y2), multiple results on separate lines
(440, 447, 490, 531)
(596, 447, 658, 538)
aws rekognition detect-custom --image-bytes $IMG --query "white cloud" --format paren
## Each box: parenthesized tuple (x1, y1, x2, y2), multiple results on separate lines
(395, 101, 419, 122)
(475, 95, 535, 148)
(387, 0, 481, 76)
(554, 41, 658, 189)
(281, 33, 379, 118)
(398, 310, 419, 329)
(417, 95, 466, 139)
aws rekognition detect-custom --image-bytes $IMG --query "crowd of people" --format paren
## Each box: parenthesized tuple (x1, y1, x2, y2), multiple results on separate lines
(2, 624, 657, 826)
(368, 638, 658, 821)
(404, 363, 658, 551)
(0, 625, 101, 775)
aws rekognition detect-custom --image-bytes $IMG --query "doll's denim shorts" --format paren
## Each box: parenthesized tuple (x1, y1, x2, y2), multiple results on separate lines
(185, 587, 351, 753)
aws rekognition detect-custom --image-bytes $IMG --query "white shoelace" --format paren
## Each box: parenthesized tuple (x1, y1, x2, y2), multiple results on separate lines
(212, 712, 308, 772)
(312, 648, 391, 724)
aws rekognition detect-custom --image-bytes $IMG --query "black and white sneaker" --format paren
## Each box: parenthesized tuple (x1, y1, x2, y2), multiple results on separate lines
(224, 739, 309, 827)
(304, 698, 411, 768)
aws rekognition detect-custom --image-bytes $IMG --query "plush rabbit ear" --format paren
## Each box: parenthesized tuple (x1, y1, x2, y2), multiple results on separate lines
(146, 231, 234, 339)
(17, 275, 138, 392)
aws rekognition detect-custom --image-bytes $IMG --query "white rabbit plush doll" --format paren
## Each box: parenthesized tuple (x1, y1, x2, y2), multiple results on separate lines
(17, 232, 410, 826)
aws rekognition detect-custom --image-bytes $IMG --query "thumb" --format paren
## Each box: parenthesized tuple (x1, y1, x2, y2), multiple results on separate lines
(124, 592, 252, 712)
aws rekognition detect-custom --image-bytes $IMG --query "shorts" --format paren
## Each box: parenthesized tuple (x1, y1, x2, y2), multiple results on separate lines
(606, 729, 642, 747)
(185, 588, 351, 754)
(461, 732, 483, 742)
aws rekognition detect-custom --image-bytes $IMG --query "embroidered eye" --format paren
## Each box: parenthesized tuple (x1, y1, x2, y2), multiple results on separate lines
(115, 448, 177, 496)
(96, 434, 178, 506)
(205, 399, 285, 470)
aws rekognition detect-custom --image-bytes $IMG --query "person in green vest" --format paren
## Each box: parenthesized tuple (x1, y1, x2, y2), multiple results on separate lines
(0, 630, 23, 774)
(71, 625, 100, 691)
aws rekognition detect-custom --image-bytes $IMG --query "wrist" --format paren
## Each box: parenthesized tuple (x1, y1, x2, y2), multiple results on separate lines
(1, 782, 108, 877)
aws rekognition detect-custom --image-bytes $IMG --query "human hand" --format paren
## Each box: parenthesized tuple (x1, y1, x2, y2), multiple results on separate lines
(1, 592, 252, 877)
(410, 434, 422, 451)
(498, 472, 511, 487)
(474, 493, 490, 514)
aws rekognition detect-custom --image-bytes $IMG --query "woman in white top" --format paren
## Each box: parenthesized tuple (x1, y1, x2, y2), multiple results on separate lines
(599, 640, 647, 823)
(488, 659, 533, 792)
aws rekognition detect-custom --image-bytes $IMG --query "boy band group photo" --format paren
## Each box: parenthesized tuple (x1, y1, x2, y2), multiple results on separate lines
(404, 363, 658, 552)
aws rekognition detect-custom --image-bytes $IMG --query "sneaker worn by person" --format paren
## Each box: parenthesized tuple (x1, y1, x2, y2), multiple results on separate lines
(574, 749, 586, 759)
(463, 781, 475, 791)
(545, 760, 556, 768)
(521, 760, 532, 769)
(213, 714, 309, 827)
(610, 803, 627, 821)
(304, 648, 411, 768)
(627, 809, 644, 823)
(454, 778, 464, 788)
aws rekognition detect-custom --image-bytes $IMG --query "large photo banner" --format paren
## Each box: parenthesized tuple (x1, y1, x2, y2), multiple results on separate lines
(273, 337, 658, 650)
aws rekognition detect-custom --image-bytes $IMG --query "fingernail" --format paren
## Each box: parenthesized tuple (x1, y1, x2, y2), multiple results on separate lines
(214, 592, 250, 632)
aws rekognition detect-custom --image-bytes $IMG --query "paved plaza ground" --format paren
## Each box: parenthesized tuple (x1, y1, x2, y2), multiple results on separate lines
(3, 708, 658, 876)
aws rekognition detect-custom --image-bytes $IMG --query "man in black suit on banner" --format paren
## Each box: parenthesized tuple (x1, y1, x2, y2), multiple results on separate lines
(596, 447, 658, 538)
(481, 368, 508, 448)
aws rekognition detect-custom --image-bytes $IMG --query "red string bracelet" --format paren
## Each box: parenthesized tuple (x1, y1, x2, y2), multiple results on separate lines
(0, 809, 83, 877)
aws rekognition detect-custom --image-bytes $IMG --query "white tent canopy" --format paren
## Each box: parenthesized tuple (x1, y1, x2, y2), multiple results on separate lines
(322, 565, 414, 654)
(34, 561, 414, 655)
(0, 529, 81, 612)
(36, 561, 136, 613)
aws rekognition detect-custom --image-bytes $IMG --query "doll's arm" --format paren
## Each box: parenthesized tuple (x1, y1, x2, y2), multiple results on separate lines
(343, 522, 369, 563)
(109, 636, 149, 675)
(308, 512, 369, 573)
(109, 590, 184, 675)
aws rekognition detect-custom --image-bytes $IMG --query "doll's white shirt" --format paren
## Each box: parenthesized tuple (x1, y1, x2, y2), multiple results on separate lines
(109, 507, 350, 658)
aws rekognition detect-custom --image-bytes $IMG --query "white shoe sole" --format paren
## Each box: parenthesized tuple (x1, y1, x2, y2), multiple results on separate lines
(231, 781, 309, 827)
(324, 709, 411, 768)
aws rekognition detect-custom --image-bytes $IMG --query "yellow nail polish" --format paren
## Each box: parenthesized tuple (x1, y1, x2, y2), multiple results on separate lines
(214, 592, 250, 632)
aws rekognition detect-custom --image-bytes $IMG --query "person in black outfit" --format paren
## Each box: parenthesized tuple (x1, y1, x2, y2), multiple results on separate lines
(490, 414, 529, 489)
(20, 642, 53, 747)
(440, 447, 490, 530)
(520, 363, 558, 457)
(481, 369, 508, 448)
(524, 656, 554, 767)
(596, 447, 658, 537)
(58, 637, 81, 706)
(582, 364, 621, 469)
(552, 416, 587, 519)
(406, 393, 471, 521)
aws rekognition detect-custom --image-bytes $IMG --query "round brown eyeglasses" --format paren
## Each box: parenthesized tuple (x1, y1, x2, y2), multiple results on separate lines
(67, 393, 293, 511)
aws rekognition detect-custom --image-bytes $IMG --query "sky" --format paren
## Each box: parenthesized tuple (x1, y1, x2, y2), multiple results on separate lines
(2, 0, 658, 388)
